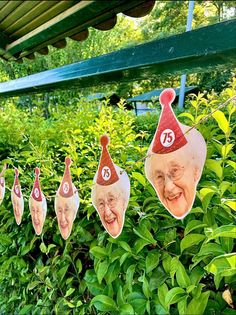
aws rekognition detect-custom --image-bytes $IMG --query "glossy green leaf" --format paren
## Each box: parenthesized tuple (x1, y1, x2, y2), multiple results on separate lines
(177, 296, 188, 315)
(96, 260, 109, 284)
(118, 241, 132, 253)
(158, 283, 168, 308)
(90, 295, 117, 312)
(180, 234, 206, 253)
(90, 246, 108, 258)
(145, 250, 160, 273)
(178, 112, 194, 122)
(176, 261, 191, 288)
(162, 253, 172, 273)
(134, 238, 150, 254)
(117, 286, 125, 306)
(170, 257, 179, 286)
(184, 220, 207, 236)
(39, 242, 47, 254)
(212, 110, 229, 135)
(133, 224, 156, 245)
(105, 260, 120, 284)
(0, 234, 12, 246)
(223, 199, 236, 211)
(27, 281, 40, 290)
(204, 253, 236, 277)
(142, 275, 150, 299)
(119, 303, 135, 315)
(127, 292, 146, 315)
(132, 172, 146, 186)
(165, 287, 186, 306)
(126, 264, 136, 292)
(186, 291, 210, 315)
(19, 305, 34, 315)
(65, 288, 75, 297)
(205, 225, 236, 241)
(221, 143, 234, 159)
(197, 243, 225, 257)
(58, 265, 69, 282)
(205, 159, 223, 178)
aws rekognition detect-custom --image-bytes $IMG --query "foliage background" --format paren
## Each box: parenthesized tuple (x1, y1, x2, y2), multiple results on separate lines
(0, 79, 235, 314)
(0, 1, 236, 314)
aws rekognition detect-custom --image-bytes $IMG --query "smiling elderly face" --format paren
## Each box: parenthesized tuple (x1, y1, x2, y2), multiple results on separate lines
(145, 126, 206, 219)
(92, 183, 127, 238)
(12, 193, 24, 225)
(29, 198, 46, 235)
(55, 193, 79, 240)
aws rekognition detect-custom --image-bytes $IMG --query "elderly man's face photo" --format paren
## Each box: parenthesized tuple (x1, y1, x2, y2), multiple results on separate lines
(145, 126, 206, 219)
(29, 198, 46, 235)
(12, 193, 23, 225)
(55, 195, 78, 240)
(93, 185, 126, 238)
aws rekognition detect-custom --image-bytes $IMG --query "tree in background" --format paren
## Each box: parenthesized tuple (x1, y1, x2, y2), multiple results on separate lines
(0, 1, 235, 105)
(138, 0, 236, 94)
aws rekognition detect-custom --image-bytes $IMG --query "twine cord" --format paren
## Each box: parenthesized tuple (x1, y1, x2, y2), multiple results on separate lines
(1, 95, 235, 199)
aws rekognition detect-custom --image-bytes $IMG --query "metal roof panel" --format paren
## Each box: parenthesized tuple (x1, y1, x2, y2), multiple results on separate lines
(0, 0, 155, 62)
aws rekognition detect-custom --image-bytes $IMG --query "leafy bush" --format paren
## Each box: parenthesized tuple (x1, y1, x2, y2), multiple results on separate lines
(0, 82, 235, 314)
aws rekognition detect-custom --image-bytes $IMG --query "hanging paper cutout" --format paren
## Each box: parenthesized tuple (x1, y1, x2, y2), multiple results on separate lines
(0, 164, 7, 206)
(55, 157, 79, 240)
(11, 167, 24, 225)
(91, 135, 130, 238)
(144, 88, 207, 219)
(29, 168, 47, 235)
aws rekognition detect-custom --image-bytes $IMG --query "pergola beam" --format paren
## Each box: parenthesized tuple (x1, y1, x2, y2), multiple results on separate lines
(0, 19, 235, 97)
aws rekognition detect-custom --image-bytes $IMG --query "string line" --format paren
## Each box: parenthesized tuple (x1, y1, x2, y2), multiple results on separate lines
(1, 95, 235, 200)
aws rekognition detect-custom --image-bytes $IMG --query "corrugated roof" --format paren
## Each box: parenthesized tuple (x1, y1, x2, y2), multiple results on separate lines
(127, 86, 197, 102)
(0, 0, 155, 62)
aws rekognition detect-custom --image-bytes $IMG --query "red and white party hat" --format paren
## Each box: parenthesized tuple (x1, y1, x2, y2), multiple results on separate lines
(31, 167, 43, 202)
(13, 167, 21, 198)
(58, 157, 74, 197)
(152, 88, 187, 154)
(96, 135, 119, 186)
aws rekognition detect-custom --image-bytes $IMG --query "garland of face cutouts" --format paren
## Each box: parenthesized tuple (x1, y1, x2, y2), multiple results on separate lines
(0, 89, 235, 240)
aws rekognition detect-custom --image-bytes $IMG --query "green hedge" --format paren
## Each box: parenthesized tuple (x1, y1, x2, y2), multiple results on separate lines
(0, 82, 235, 314)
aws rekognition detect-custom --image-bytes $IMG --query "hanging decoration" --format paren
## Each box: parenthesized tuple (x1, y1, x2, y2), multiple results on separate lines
(144, 88, 207, 219)
(29, 168, 47, 235)
(0, 93, 233, 237)
(11, 167, 24, 225)
(55, 157, 79, 240)
(0, 164, 7, 206)
(91, 135, 130, 238)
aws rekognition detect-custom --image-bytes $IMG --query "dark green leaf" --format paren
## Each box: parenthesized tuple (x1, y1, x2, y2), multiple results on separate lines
(90, 295, 117, 312)
(165, 288, 186, 306)
(181, 234, 206, 253)
(145, 250, 160, 273)
(186, 291, 210, 315)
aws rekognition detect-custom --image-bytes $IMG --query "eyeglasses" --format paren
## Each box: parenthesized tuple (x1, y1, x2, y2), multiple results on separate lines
(153, 165, 185, 185)
(98, 194, 119, 211)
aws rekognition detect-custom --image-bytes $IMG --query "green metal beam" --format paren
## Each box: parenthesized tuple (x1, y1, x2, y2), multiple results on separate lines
(0, 19, 236, 97)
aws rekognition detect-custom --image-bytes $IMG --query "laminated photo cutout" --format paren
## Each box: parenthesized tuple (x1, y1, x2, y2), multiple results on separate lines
(29, 168, 47, 235)
(55, 157, 79, 240)
(0, 164, 7, 206)
(144, 88, 207, 219)
(11, 167, 24, 225)
(91, 135, 130, 238)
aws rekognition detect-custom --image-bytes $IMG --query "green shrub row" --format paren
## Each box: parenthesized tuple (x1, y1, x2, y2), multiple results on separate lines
(0, 81, 235, 314)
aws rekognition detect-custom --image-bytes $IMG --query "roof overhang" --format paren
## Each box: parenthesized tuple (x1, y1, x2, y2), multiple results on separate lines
(0, 0, 155, 62)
